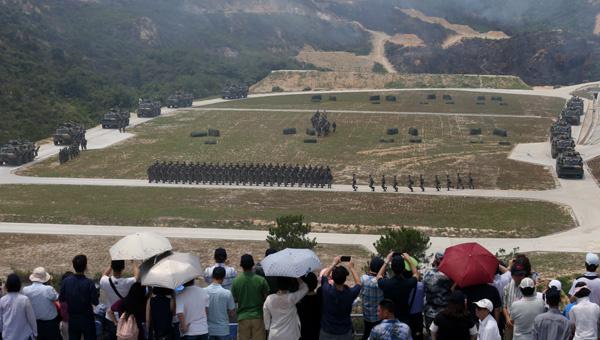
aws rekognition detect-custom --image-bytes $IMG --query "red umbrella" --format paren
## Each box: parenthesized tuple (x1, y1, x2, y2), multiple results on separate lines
(438, 242, 499, 287)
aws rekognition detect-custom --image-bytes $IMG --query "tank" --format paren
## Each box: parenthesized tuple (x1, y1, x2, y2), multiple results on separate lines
(221, 85, 249, 100)
(53, 122, 85, 145)
(551, 134, 575, 159)
(101, 107, 130, 129)
(567, 96, 584, 115)
(137, 99, 161, 118)
(561, 107, 581, 125)
(166, 92, 193, 108)
(550, 120, 571, 142)
(0, 139, 38, 166)
(556, 148, 584, 179)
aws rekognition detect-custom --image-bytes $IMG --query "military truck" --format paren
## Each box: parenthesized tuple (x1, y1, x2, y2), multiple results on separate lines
(137, 99, 161, 118)
(0, 139, 38, 166)
(53, 122, 85, 145)
(556, 149, 583, 179)
(221, 85, 248, 99)
(561, 108, 581, 125)
(551, 134, 575, 159)
(166, 92, 193, 108)
(101, 108, 130, 129)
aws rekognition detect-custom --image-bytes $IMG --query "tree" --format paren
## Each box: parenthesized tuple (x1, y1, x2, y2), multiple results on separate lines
(266, 215, 317, 250)
(373, 228, 431, 263)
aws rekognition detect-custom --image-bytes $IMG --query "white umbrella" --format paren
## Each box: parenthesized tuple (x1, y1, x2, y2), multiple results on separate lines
(110, 232, 172, 260)
(260, 248, 322, 278)
(141, 252, 202, 289)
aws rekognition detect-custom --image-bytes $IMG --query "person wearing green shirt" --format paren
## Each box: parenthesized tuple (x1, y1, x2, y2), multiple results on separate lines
(232, 254, 270, 340)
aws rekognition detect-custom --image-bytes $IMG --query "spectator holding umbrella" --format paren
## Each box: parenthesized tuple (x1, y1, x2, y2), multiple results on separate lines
(263, 277, 308, 340)
(145, 287, 175, 340)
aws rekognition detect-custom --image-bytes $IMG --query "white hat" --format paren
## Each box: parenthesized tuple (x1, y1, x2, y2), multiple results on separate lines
(519, 277, 535, 289)
(473, 298, 493, 312)
(549, 279, 562, 291)
(586, 253, 599, 266)
(29, 267, 51, 283)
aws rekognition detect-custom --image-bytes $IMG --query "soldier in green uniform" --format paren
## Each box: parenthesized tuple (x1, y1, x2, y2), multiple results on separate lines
(434, 175, 441, 191)
(352, 174, 358, 191)
(392, 175, 398, 192)
(446, 174, 452, 191)
(408, 175, 414, 192)
(468, 172, 474, 189)
(369, 175, 375, 192)
(419, 174, 425, 192)
(381, 174, 387, 192)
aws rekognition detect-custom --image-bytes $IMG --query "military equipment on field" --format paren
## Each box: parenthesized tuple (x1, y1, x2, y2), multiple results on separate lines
(208, 128, 220, 137)
(311, 95, 322, 102)
(221, 85, 248, 99)
(477, 96, 486, 101)
(387, 128, 399, 135)
(328, 96, 337, 101)
(310, 110, 332, 137)
(427, 94, 436, 100)
(369, 95, 381, 103)
(469, 137, 483, 144)
(101, 108, 130, 129)
(303, 138, 317, 143)
(53, 122, 85, 145)
(385, 95, 397, 102)
(306, 128, 316, 136)
(561, 107, 581, 125)
(0, 139, 38, 166)
(283, 128, 297, 135)
(491, 96, 503, 101)
(556, 148, 583, 179)
(551, 134, 575, 159)
(567, 96, 584, 115)
(137, 99, 161, 118)
(204, 140, 218, 145)
(493, 128, 507, 137)
(498, 141, 511, 146)
(442, 94, 452, 101)
(190, 131, 208, 138)
(379, 138, 395, 143)
(166, 92, 193, 108)
(469, 128, 482, 135)
(409, 136, 422, 143)
(408, 127, 419, 136)
(550, 120, 571, 142)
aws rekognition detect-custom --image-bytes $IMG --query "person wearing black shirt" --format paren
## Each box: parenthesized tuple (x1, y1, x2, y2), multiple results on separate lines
(376, 252, 419, 324)
(296, 272, 321, 340)
(429, 290, 477, 340)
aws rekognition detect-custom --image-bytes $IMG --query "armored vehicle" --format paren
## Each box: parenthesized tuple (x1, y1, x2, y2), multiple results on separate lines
(53, 122, 85, 145)
(561, 108, 581, 125)
(101, 108, 130, 129)
(137, 99, 161, 118)
(556, 149, 583, 179)
(166, 92, 193, 108)
(0, 139, 38, 166)
(221, 85, 248, 99)
(567, 96, 584, 114)
(550, 120, 571, 142)
(551, 134, 575, 159)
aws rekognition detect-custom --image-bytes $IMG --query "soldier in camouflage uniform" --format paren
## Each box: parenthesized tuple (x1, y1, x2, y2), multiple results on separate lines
(408, 175, 414, 192)
(446, 174, 452, 191)
(392, 175, 398, 192)
(467, 172, 474, 189)
(456, 172, 464, 190)
(423, 252, 453, 335)
(419, 174, 425, 192)
(434, 175, 441, 192)
(381, 175, 387, 192)
(352, 174, 358, 191)
(369, 175, 375, 192)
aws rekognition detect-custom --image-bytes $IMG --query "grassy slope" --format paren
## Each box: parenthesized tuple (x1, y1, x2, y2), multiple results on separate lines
(0, 185, 575, 238)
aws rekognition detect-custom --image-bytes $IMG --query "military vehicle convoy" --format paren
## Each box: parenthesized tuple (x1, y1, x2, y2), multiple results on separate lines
(550, 119, 571, 141)
(556, 149, 584, 179)
(53, 122, 85, 145)
(101, 107, 130, 129)
(222, 85, 248, 99)
(561, 107, 581, 125)
(567, 96, 584, 114)
(551, 134, 575, 159)
(0, 139, 39, 166)
(137, 99, 161, 118)
(166, 92, 193, 108)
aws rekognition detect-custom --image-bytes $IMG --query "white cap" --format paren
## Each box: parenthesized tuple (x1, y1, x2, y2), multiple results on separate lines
(519, 277, 535, 289)
(549, 279, 562, 291)
(586, 253, 599, 266)
(473, 299, 493, 312)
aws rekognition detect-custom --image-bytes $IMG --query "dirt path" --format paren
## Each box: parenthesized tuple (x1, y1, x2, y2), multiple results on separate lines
(364, 29, 397, 73)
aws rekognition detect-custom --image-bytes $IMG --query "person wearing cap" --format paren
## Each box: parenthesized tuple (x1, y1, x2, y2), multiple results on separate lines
(474, 299, 500, 340)
(204, 248, 237, 291)
(502, 255, 531, 339)
(429, 290, 477, 340)
(0, 273, 38, 340)
(568, 252, 600, 306)
(231, 254, 269, 340)
(22, 267, 60, 340)
(423, 251, 452, 335)
(99, 260, 136, 340)
(532, 286, 572, 340)
(569, 282, 600, 340)
(360, 256, 385, 340)
(508, 277, 544, 340)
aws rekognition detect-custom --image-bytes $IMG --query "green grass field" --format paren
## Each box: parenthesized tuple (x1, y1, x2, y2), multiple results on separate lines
(23, 103, 559, 189)
(207, 91, 562, 117)
(0, 185, 575, 238)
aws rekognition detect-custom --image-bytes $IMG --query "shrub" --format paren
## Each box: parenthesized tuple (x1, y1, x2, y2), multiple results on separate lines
(373, 228, 431, 263)
(302, 86, 312, 91)
(372, 62, 388, 74)
(266, 215, 317, 250)
(272, 86, 284, 92)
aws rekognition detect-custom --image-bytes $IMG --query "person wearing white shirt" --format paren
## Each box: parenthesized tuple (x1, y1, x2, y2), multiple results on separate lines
(99, 260, 137, 338)
(204, 248, 237, 290)
(0, 274, 37, 340)
(569, 283, 600, 340)
(474, 299, 501, 340)
(176, 279, 210, 338)
(22, 267, 60, 339)
(569, 253, 600, 306)
(509, 278, 544, 340)
(263, 278, 308, 340)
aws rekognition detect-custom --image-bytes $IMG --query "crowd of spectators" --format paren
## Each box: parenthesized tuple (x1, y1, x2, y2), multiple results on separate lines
(1, 246, 599, 340)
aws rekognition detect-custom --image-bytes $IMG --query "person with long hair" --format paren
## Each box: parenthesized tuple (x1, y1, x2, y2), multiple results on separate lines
(429, 290, 477, 340)
(146, 287, 175, 340)
(111, 282, 147, 340)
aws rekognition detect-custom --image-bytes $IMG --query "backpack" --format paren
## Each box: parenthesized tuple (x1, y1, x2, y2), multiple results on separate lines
(117, 313, 139, 340)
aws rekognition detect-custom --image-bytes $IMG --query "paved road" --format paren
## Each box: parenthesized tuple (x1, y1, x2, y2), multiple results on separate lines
(3, 83, 600, 253)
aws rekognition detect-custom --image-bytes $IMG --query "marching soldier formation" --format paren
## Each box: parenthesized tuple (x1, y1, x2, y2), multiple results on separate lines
(58, 143, 84, 164)
(147, 161, 333, 188)
(358, 173, 474, 192)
